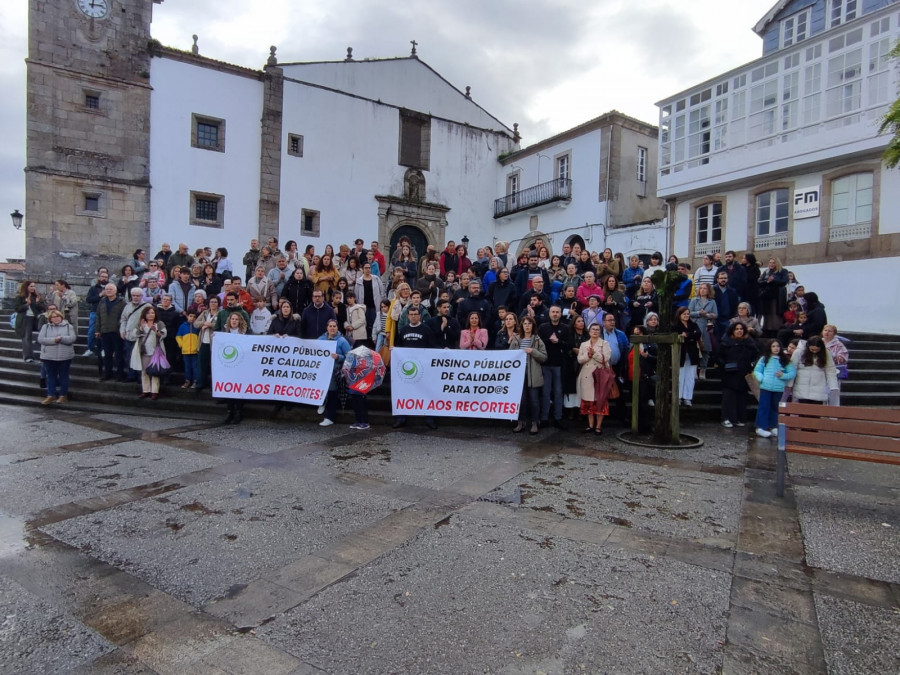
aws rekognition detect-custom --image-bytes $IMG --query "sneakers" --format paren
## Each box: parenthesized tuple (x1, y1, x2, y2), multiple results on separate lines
(41, 396, 57, 405)
(756, 428, 772, 438)
(648, 399, 655, 407)
(769, 428, 778, 435)
(55, 395, 68, 404)
(684, 400, 692, 407)
(735, 422, 746, 427)
(319, 418, 334, 427)
(317, 405, 325, 415)
(349, 422, 370, 430)
(721, 420, 733, 428)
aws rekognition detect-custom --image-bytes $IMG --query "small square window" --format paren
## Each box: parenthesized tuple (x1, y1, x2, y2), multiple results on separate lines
(191, 114, 226, 152)
(77, 190, 105, 218)
(85, 93, 100, 110)
(301, 208, 320, 237)
(288, 133, 304, 157)
(190, 191, 224, 228)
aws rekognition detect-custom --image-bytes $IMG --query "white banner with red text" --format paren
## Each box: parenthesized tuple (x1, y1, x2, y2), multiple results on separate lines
(211, 333, 335, 404)
(390, 348, 526, 420)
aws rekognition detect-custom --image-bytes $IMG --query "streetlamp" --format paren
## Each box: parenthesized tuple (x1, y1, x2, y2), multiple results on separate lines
(461, 235, 469, 250)
(10, 209, 23, 230)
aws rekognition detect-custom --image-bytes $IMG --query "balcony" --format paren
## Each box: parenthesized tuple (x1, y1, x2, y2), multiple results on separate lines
(494, 178, 572, 219)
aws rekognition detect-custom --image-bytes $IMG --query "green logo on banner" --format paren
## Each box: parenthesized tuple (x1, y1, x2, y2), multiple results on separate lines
(401, 361, 418, 377)
(222, 345, 238, 361)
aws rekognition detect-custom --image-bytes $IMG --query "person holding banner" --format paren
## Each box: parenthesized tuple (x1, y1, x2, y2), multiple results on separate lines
(268, 299, 300, 337)
(392, 306, 438, 429)
(318, 319, 351, 427)
(460, 311, 489, 350)
(509, 315, 547, 435)
(577, 322, 613, 435)
(220, 312, 249, 424)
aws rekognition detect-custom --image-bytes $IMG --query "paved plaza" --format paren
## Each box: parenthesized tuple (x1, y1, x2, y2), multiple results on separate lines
(0, 402, 897, 674)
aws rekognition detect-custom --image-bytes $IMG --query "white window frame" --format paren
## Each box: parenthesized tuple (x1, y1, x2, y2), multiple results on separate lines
(755, 189, 790, 236)
(831, 172, 872, 229)
(782, 9, 810, 48)
(829, 0, 858, 29)
(696, 202, 723, 246)
(637, 146, 648, 183)
(555, 153, 570, 182)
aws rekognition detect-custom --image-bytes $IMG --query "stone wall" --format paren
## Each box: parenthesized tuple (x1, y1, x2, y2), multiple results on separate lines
(25, 0, 154, 285)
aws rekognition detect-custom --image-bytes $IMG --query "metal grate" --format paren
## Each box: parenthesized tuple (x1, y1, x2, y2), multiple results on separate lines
(195, 198, 218, 221)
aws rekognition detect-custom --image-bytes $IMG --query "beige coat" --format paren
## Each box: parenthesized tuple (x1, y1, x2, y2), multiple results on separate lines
(509, 334, 548, 388)
(576, 338, 612, 402)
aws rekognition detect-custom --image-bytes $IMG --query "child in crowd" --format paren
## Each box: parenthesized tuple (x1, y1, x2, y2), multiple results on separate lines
(250, 297, 273, 335)
(782, 300, 800, 326)
(176, 311, 200, 389)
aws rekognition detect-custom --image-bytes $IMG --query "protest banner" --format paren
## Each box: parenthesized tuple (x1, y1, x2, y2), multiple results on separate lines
(211, 333, 335, 404)
(390, 348, 526, 420)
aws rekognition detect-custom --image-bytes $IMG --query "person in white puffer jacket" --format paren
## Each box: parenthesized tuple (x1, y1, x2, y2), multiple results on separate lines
(785, 336, 839, 405)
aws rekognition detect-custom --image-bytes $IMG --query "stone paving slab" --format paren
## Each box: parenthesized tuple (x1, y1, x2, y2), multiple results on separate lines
(794, 485, 899, 584)
(92, 413, 198, 432)
(571, 422, 750, 469)
(0, 414, 118, 458)
(0, 440, 226, 516)
(0, 574, 115, 672)
(42, 467, 413, 606)
(310, 432, 525, 491)
(789, 453, 900, 490)
(486, 453, 743, 542)
(815, 592, 900, 674)
(258, 510, 731, 675)
(174, 420, 353, 454)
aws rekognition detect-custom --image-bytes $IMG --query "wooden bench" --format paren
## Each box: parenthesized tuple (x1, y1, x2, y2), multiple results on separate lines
(775, 402, 900, 497)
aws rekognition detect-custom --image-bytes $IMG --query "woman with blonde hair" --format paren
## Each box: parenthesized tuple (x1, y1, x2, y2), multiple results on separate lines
(38, 309, 76, 404)
(385, 282, 412, 346)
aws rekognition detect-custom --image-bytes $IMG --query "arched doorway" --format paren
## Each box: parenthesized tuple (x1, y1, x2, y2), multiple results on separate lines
(565, 234, 586, 251)
(390, 223, 429, 262)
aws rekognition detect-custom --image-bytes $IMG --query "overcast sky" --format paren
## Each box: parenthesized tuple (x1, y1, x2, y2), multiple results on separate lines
(0, 0, 776, 260)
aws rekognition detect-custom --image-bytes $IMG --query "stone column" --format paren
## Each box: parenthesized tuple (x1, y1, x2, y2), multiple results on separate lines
(258, 50, 283, 244)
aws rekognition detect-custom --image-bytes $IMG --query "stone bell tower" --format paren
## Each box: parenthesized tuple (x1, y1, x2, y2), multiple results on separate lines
(25, 0, 159, 283)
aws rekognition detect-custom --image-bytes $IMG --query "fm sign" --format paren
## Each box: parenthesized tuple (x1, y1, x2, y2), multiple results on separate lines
(793, 186, 820, 219)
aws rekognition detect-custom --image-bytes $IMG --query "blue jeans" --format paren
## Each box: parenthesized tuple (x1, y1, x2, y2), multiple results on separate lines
(183, 354, 198, 383)
(540, 365, 563, 421)
(755, 388, 780, 430)
(44, 359, 71, 396)
(86, 312, 97, 351)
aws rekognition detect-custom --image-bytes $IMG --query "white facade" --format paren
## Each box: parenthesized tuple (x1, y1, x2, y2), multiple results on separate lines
(495, 113, 667, 260)
(149, 57, 264, 259)
(657, 0, 900, 333)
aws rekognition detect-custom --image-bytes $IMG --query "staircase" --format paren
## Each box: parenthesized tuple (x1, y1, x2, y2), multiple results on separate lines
(1, 310, 897, 424)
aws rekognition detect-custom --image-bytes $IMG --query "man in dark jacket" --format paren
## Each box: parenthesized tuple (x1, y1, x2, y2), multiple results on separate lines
(427, 299, 460, 349)
(95, 283, 126, 381)
(300, 290, 336, 339)
(514, 252, 550, 297)
(713, 270, 739, 340)
(84, 267, 109, 357)
(214, 292, 251, 332)
(487, 267, 517, 318)
(457, 280, 493, 326)
(518, 276, 551, 314)
(537, 306, 571, 428)
(722, 250, 747, 301)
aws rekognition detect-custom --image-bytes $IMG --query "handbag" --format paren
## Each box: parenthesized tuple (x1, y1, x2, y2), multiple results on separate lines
(145, 345, 171, 377)
(836, 364, 849, 380)
(608, 377, 620, 400)
(378, 344, 391, 367)
(745, 373, 760, 400)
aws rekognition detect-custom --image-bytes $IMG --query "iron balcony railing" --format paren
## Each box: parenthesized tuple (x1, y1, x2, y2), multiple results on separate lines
(494, 178, 572, 218)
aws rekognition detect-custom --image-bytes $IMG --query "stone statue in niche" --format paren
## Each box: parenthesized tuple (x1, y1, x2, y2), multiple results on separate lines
(404, 169, 425, 203)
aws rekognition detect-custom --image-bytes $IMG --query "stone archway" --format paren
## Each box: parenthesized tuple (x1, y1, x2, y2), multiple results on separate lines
(376, 195, 449, 260)
(565, 234, 586, 251)
(390, 223, 429, 262)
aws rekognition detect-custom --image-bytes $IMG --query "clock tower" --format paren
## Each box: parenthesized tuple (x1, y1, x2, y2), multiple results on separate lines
(25, 0, 159, 283)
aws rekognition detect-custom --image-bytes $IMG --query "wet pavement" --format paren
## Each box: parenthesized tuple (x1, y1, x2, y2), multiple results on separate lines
(0, 402, 897, 674)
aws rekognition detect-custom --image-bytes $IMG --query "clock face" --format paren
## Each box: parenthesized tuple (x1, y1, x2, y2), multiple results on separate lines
(75, 0, 110, 19)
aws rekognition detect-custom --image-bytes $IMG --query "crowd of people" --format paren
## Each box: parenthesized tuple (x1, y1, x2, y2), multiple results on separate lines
(12, 236, 846, 437)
